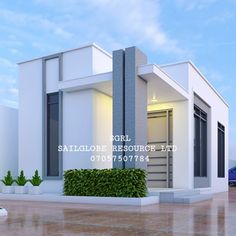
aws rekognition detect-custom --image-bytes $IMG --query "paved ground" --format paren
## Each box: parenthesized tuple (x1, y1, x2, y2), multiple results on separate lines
(0, 188, 236, 236)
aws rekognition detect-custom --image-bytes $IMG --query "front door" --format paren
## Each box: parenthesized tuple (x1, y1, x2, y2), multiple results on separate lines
(147, 110, 173, 188)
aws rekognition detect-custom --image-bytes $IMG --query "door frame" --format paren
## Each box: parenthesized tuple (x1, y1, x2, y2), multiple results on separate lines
(147, 109, 173, 188)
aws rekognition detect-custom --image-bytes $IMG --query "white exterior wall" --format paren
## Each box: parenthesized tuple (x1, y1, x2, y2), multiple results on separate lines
(46, 58, 59, 93)
(148, 100, 191, 189)
(63, 90, 94, 170)
(63, 47, 93, 81)
(161, 62, 189, 91)
(92, 90, 112, 169)
(189, 64, 229, 193)
(63, 45, 112, 81)
(18, 59, 61, 193)
(18, 45, 112, 193)
(63, 89, 112, 170)
(92, 46, 112, 75)
(0, 106, 18, 179)
(18, 59, 43, 178)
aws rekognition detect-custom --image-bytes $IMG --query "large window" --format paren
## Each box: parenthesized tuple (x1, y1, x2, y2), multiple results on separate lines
(218, 122, 225, 178)
(194, 105, 207, 177)
(47, 92, 59, 177)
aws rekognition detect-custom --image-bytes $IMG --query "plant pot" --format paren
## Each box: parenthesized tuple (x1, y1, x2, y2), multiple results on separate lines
(15, 186, 27, 194)
(2, 186, 14, 194)
(0, 208, 8, 216)
(28, 186, 41, 195)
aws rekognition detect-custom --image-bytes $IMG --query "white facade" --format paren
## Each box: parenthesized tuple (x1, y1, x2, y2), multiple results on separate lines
(160, 62, 229, 192)
(0, 106, 18, 181)
(18, 43, 229, 194)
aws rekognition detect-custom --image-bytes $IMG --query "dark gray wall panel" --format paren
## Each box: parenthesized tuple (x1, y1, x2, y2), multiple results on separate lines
(112, 49, 125, 168)
(124, 47, 147, 169)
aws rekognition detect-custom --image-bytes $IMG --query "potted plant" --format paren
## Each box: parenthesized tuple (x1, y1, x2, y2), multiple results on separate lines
(29, 170, 43, 195)
(0, 207, 8, 216)
(1, 171, 14, 194)
(15, 170, 28, 194)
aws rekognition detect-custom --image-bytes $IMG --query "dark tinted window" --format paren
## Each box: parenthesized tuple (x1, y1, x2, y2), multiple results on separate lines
(218, 122, 225, 178)
(47, 93, 59, 177)
(194, 105, 207, 177)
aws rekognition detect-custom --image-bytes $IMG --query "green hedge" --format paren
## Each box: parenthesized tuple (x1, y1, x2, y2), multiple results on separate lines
(64, 169, 147, 198)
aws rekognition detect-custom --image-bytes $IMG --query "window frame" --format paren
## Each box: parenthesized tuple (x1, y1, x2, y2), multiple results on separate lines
(217, 122, 225, 178)
(194, 105, 208, 177)
(42, 55, 63, 180)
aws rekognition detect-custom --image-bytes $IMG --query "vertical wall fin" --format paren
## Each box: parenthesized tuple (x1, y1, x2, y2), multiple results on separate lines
(124, 47, 148, 169)
(112, 46, 148, 169)
(112, 49, 125, 168)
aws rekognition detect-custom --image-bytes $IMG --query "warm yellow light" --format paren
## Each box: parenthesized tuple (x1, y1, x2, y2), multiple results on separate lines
(151, 95, 157, 102)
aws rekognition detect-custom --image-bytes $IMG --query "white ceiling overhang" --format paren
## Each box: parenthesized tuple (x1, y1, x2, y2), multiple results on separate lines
(138, 64, 189, 105)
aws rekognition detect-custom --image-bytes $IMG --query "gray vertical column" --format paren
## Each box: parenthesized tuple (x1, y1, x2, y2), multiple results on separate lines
(124, 47, 148, 169)
(112, 49, 125, 168)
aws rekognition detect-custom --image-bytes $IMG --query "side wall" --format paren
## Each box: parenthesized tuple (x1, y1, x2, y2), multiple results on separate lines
(189, 64, 229, 193)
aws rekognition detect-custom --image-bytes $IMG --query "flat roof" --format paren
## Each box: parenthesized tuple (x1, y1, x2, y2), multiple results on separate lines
(160, 60, 229, 107)
(17, 42, 112, 65)
(17, 44, 228, 107)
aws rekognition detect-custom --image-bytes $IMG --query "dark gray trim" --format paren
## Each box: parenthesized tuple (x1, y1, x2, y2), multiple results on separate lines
(42, 59, 47, 179)
(112, 49, 125, 169)
(124, 47, 136, 164)
(59, 54, 63, 81)
(58, 90, 63, 179)
(42, 54, 63, 180)
(124, 47, 147, 169)
(112, 46, 147, 169)
(166, 110, 170, 187)
(43, 53, 62, 60)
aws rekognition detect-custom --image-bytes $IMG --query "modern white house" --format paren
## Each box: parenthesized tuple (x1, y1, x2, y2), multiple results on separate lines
(18, 43, 229, 194)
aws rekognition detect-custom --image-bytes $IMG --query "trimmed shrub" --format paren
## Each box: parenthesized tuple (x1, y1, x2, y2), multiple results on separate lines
(64, 169, 147, 198)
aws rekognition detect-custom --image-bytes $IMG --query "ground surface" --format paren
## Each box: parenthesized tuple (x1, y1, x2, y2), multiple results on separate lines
(0, 188, 236, 236)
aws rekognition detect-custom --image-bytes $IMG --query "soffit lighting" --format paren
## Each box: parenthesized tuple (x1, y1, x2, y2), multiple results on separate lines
(151, 95, 157, 102)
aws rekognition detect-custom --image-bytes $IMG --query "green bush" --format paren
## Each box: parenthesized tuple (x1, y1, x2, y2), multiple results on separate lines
(64, 169, 147, 198)
(15, 170, 28, 186)
(30, 170, 43, 186)
(1, 170, 14, 186)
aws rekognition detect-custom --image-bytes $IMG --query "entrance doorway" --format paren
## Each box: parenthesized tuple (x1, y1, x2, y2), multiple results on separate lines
(147, 110, 173, 188)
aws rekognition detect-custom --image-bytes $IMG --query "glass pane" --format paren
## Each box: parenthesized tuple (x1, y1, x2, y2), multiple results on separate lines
(201, 120, 207, 177)
(218, 123, 225, 178)
(194, 115, 200, 177)
(47, 93, 59, 177)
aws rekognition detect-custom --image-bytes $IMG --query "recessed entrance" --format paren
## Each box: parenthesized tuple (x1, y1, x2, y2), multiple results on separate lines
(147, 110, 173, 188)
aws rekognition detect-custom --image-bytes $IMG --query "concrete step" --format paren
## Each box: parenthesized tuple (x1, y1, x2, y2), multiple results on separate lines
(173, 190, 200, 197)
(159, 190, 200, 203)
(174, 193, 213, 204)
(148, 191, 160, 197)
